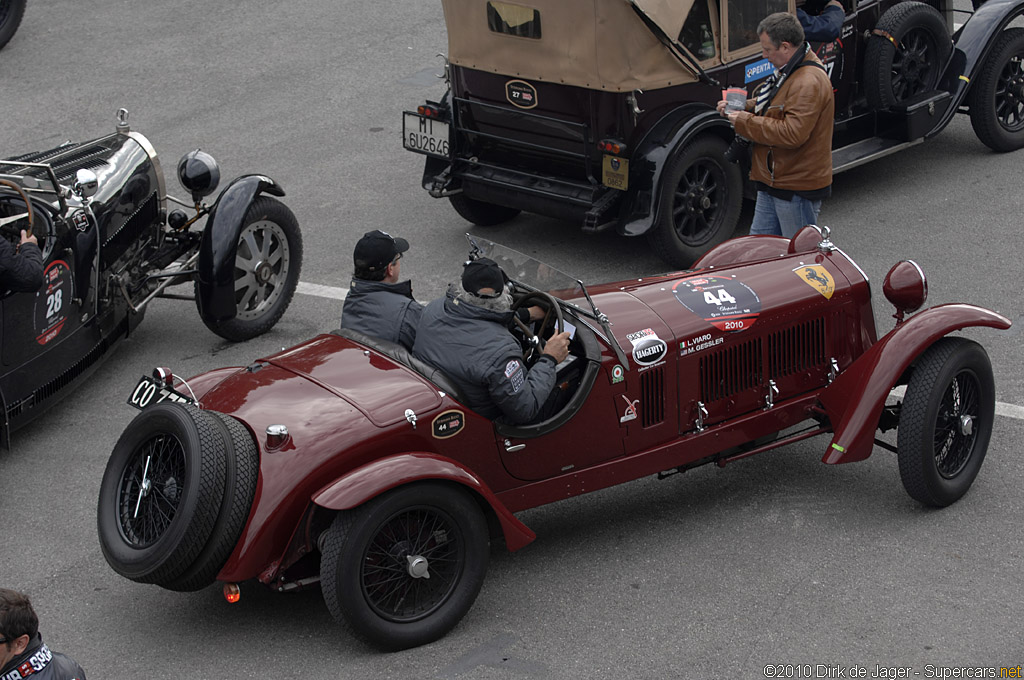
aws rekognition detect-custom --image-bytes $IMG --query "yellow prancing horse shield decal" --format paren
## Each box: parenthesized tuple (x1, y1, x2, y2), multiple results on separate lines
(794, 264, 835, 299)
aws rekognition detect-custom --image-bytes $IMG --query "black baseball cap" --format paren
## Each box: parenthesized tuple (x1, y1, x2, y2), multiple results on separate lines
(353, 230, 409, 273)
(462, 258, 507, 297)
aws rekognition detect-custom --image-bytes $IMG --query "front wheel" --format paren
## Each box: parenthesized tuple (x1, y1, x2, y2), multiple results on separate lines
(647, 136, 743, 269)
(199, 196, 302, 342)
(897, 338, 995, 507)
(319, 483, 490, 650)
(968, 28, 1024, 152)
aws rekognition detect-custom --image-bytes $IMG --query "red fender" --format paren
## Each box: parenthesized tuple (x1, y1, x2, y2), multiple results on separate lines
(818, 304, 1011, 464)
(312, 452, 536, 552)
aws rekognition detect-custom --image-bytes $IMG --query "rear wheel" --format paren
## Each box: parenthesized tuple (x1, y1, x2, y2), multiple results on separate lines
(449, 193, 521, 226)
(897, 338, 995, 507)
(319, 483, 489, 650)
(199, 196, 302, 342)
(864, 2, 951, 110)
(647, 136, 743, 269)
(97, 403, 226, 585)
(968, 28, 1024, 152)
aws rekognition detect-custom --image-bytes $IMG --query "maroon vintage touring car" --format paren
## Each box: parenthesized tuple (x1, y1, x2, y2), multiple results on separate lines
(98, 231, 1009, 650)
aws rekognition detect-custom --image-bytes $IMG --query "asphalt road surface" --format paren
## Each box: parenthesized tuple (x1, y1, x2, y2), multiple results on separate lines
(1, 1, 1022, 679)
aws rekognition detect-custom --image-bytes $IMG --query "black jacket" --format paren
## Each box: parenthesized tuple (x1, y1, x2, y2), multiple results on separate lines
(340, 278, 423, 349)
(0, 634, 86, 680)
(0, 239, 43, 294)
(412, 294, 556, 424)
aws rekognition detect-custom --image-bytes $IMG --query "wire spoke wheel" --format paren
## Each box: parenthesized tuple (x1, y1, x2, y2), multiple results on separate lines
(116, 433, 186, 548)
(362, 506, 463, 622)
(932, 371, 981, 479)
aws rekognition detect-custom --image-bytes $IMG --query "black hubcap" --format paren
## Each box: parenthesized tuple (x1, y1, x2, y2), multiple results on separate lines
(995, 55, 1024, 132)
(672, 160, 723, 244)
(892, 30, 937, 100)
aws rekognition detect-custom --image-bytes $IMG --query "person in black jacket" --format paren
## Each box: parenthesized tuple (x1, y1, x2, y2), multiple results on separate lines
(413, 258, 570, 424)
(0, 230, 43, 295)
(0, 588, 87, 680)
(340, 230, 423, 349)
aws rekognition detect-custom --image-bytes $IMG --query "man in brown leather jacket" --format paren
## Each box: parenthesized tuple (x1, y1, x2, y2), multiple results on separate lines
(719, 12, 835, 238)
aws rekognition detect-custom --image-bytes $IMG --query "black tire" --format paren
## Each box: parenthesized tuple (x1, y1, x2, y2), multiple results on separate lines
(0, 0, 26, 50)
(164, 412, 260, 592)
(199, 196, 302, 342)
(864, 2, 951, 110)
(968, 28, 1024, 152)
(448, 193, 521, 226)
(319, 483, 490, 650)
(647, 136, 743, 269)
(97, 403, 226, 585)
(897, 338, 995, 507)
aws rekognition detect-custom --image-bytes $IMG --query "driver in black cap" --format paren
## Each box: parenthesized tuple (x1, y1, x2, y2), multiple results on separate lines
(340, 229, 423, 349)
(412, 258, 570, 425)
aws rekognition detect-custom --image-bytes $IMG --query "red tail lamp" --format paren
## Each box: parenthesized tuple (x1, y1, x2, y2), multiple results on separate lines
(417, 104, 441, 118)
(598, 139, 627, 155)
(223, 583, 241, 603)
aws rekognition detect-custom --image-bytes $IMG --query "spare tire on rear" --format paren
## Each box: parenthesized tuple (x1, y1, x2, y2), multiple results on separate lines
(864, 1, 952, 110)
(97, 402, 227, 586)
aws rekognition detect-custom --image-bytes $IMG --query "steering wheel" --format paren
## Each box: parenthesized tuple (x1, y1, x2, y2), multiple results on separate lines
(0, 178, 34, 239)
(511, 291, 565, 364)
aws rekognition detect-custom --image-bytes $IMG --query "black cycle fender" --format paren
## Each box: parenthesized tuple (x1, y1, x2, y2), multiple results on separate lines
(196, 175, 286, 323)
(618, 105, 736, 237)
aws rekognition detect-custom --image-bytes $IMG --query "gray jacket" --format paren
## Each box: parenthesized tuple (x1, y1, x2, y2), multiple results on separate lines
(412, 295, 556, 424)
(340, 278, 423, 349)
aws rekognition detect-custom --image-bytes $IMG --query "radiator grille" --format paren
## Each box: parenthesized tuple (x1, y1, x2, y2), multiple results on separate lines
(640, 366, 665, 427)
(700, 338, 763, 403)
(768, 317, 827, 379)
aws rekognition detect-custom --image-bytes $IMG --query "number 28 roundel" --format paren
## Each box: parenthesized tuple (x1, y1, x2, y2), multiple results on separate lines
(672, 275, 761, 332)
(34, 260, 73, 346)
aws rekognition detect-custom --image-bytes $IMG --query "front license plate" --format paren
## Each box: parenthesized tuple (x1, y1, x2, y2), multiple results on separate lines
(403, 112, 450, 158)
(127, 375, 194, 411)
(602, 155, 629, 191)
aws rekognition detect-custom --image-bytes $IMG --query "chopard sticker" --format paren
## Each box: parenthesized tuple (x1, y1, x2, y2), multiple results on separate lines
(506, 79, 538, 109)
(794, 264, 835, 299)
(34, 260, 72, 345)
(610, 364, 625, 384)
(505, 359, 525, 393)
(680, 333, 725, 356)
(672, 275, 761, 332)
(619, 395, 638, 423)
(431, 410, 465, 439)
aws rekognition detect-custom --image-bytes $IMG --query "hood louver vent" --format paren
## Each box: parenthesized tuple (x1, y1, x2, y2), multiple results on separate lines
(768, 317, 827, 379)
(640, 366, 665, 427)
(700, 338, 763, 403)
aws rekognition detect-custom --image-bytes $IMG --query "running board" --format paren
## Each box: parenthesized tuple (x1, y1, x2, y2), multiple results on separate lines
(832, 137, 924, 175)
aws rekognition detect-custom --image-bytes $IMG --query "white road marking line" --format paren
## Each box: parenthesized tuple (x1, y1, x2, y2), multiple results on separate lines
(293, 282, 1024, 421)
(296, 281, 348, 300)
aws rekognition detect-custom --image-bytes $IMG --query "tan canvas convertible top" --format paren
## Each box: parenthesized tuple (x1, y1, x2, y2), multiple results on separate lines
(441, 0, 701, 92)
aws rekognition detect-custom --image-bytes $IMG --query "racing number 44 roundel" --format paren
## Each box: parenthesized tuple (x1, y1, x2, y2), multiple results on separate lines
(672, 275, 761, 332)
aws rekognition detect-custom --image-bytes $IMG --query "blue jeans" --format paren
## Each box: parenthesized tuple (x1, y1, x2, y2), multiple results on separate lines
(750, 191, 822, 238)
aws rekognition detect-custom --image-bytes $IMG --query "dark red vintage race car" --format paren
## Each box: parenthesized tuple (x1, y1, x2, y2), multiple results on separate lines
(98, 232, 1009, 650)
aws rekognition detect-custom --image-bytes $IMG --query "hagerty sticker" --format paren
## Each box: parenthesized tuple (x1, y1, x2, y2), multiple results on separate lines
(672, 275, 761, 332)
(625, 328, 668, 366)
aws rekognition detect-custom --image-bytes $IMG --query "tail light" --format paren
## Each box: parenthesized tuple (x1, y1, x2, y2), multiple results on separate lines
(223, 583, 241, 603)
(598, 139, 627, 155)
(418, 104, 442, 118)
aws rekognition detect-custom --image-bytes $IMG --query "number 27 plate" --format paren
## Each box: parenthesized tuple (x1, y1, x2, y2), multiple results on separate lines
(126, 375, 195, 410)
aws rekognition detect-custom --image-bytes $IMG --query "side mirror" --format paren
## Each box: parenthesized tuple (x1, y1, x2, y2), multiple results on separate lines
(72, 169, 99, 200)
